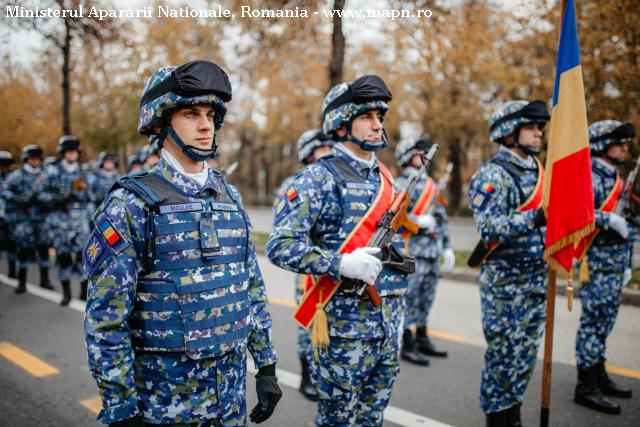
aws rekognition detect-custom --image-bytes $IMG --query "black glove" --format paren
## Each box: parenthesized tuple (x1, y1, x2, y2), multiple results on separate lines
(534, 208, 546, 228)
(108, 415, 144, 427)
(250, 364, 282, 424)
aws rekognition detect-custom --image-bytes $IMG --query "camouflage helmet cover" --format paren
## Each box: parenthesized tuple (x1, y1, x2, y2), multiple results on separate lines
(395, 137, 433, 167)
(296, 129, 334, 163)
(588, 120, 635, 153)
(57, 135, 81, 153)
(489, 100, 550, 142)
(21, 144, 43, 161)
(0, 151, 13, 167)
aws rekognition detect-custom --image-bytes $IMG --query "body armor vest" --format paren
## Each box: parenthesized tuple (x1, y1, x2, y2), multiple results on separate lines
(317, 155, 407, 296)
(117, 170, 251, 360)
(487, 159, 545, 263)
(592, 167, 626, 247)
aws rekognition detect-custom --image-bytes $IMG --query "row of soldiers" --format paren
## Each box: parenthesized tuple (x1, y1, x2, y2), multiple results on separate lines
(78, 58, 633, 427)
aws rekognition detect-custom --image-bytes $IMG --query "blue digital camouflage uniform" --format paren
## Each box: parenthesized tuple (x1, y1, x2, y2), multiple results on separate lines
(92, 169, 122, 206)
(575, 158, 635, 369)
(394, 169, 451, 330)
(1, 167, 50, 270)
(272, 172, 313, 361)
(84, 158, 277, 425)
(37, 161, 92, 282)
(1, 169, 18, 264)
(469, 147, 547, 414)
(267, 146, 407, 426)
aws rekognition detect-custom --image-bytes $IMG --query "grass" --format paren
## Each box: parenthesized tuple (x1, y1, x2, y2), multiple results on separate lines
(251, 231, 269, 247)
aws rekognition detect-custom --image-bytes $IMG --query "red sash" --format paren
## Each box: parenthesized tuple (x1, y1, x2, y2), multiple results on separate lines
(574, 175, 622, 261)
(293, 162, 395, 329)
(401, 177, 436, 240)
(475, 158, 545, 267)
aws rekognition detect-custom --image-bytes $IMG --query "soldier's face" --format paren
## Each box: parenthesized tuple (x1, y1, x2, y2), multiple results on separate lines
(102, 160, 116, 171)
(606, 143, 628, 161)
(26, 157, 41, 168)
(311, 145, 332, 162)
(516, 123, 542, 149)
(168, 105, 216, 150)
(64, 150, 79, 163)
(350, 110, 383, 142)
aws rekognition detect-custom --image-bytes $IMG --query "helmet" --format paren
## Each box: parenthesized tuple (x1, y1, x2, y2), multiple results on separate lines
(489, 100, 550, 156)
(395, 137, 433, 167)
(43, 156, 57, 166)
(21, 145, 43, 161)
(127, 153, 144, 171)
(98, 151, 119, 169)
(297, 129, 334, 164)
(57, 135, 81, 153)
(589, 120, 635, 153)
(322, 75, 392, 152)
(0, 151, 13, 168)
(138, 60, 232, 161)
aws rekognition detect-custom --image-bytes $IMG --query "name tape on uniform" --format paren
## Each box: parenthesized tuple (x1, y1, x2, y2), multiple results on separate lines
(211, 202, 238, 212)
(159, 202, 204, 214)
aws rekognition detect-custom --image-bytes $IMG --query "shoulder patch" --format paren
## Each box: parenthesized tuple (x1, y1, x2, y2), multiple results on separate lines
(94, 215, 131, 255)
(286, 186, 298, 201)
(479, 182, 495, 194)
(472, 193, 488, 210)
(85, 234, 104, 267)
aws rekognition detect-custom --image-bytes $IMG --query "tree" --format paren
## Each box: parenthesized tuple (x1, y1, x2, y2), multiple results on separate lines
(329, 0, 346, 87)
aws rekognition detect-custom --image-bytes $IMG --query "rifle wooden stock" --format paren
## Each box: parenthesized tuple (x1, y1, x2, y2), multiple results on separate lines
(389, 192, 420, 234)
(366, 284, 383, 307)
(72, 176, 87, 191)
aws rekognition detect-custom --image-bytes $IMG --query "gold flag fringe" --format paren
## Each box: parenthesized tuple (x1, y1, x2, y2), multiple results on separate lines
(566, 275, 574, 312)
(311, 289, 330, 360)
(544, 223, 595, 280)
(579, 257, 590, 283)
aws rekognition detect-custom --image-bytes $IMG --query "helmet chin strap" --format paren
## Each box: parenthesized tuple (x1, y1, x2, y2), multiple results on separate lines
(605, 153, 625, 165)
(506, 128, 540, 157)
(158, 117, 218, 162)
(337, 122, 388, 152)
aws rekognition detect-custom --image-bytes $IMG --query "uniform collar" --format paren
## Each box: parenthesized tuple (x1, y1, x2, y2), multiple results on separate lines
(331, 144, 379, 177)
(24, 164, 41, 174)
(153, 157, 220, 195)
(593, 157, 618, 177)
(497, 145, 536, 169)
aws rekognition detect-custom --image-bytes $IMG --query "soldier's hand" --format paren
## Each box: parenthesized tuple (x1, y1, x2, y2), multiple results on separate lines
(108, 415, 144, 427)
(624, 268, 632, 286)
(339, 247, 383, 285)
(250, 364, 282, 424)
(609, 213, 629, 239)
(441, 248, 455, 272)
(415, 214, 437, 233)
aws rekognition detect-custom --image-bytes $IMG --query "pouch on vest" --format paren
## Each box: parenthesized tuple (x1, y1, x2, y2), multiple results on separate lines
(200, 212, 222, 258)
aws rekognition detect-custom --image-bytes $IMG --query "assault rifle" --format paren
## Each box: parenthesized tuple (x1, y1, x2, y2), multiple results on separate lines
(347, 144, 439, 307)
(222, 162, 238, 179)
(614, 156, 640, 227)
(426, 161, 453, 218)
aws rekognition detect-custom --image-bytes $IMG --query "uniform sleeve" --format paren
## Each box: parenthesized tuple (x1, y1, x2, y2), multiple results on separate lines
(592, 173, 611, 230)
(83, 188, 148, 424)
(36, 166, 56, 205)
(231, 186, 277, 369)
(435, 204, 451, 250)
(266, 166, 343, 282)
(1, 172, 18, 203)
(469, 164, 537, 243)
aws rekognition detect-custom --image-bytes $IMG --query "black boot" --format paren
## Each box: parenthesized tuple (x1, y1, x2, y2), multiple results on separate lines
(8, 260, 17, 279)
(415, 327, 448, 357)
(485, 409, 507, 427)
(574, 365, 621, 414)
(15, 269, 27, 294)
(401, 330, 430, 366)
(60, 280, 71, 306)
(505, 404, 522, 427)
(596, 359, 632, 398)
(299, 357, 317, 401)
(80, 280, 88, 301)
(39, 267, 54, 290)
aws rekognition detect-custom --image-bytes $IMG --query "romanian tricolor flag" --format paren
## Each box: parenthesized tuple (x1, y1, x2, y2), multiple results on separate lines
(542, 0, 595, 278)
(99, 221, 121, 246)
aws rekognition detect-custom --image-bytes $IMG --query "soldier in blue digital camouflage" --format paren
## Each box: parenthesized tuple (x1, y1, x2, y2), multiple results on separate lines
(92, 152, 122, 206)
(142, 135, 162, 170)
(272, 129, 333, 401)
(37, 136, 93, 305)
(83, 60, 281, 427)
(468, 100, 550, 427)
(394, 137, 455, 366)
(127, 152, 144, 174)
(0, 151, 18, 279)
(572, 120, 635, 415)
(3, 145, 53, 294)
(267, 75, 409, 426)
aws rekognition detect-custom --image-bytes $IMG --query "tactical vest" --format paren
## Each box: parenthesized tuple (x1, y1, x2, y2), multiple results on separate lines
(54, 162, 90, 212)
(116, 170, 251, 360)
(316, 155, 407, 296)
(486, 159, 545, 263)
(591, 167, 626, 247)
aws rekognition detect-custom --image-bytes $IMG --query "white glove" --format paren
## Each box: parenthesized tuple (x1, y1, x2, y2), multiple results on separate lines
(339, 247, 383, 285)
(608, 213, 629, 239)
(623, 268, 632, 286)
(415, 214, 437, 233)
(441, 248, 455, 272)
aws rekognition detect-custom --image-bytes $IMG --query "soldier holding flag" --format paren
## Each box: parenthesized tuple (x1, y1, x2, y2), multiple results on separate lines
(468, 100, 550, 426)
(572, 120, 635, 414)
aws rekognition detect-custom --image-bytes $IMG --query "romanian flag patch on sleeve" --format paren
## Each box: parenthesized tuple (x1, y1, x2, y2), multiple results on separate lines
(480, 182, 494, 193)
(99, 220, 121, 245)
(286, 187, 298, 201)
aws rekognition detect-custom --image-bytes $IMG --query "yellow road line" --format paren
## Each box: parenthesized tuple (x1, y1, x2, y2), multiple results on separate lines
(80, 395, 103, 415)
(268, 296, 298, 308)
(0, 341, 59, 377)
(569, 359, 640, 380)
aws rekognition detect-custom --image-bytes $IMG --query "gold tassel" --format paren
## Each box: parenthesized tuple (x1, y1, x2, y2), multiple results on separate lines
(311, 289, 330, 359)
(566, 277, 573, 312)
(579, 258, 590, 283)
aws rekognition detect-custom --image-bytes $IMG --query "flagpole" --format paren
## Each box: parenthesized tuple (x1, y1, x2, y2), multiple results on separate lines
(540, 3, 567, 426)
